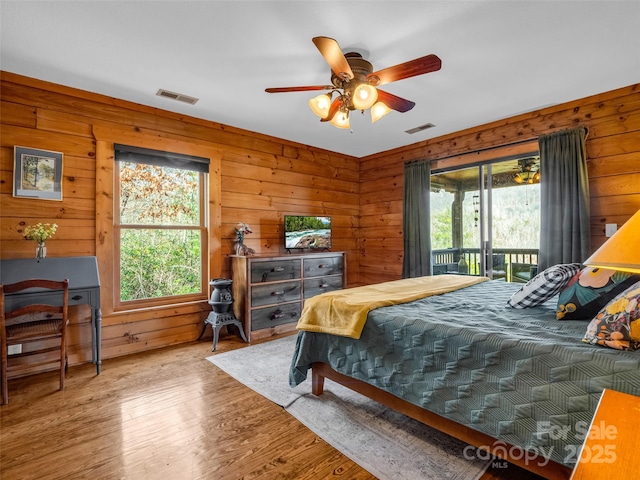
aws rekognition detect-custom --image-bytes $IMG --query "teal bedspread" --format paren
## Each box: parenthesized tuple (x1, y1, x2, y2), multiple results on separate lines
(289, 280, 640, 467)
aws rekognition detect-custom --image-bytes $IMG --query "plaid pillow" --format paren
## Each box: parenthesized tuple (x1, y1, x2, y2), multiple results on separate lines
(508, 263, 582, 308)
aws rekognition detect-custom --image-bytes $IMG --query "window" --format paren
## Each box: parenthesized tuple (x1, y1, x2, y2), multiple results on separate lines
(115, 145, 209, 307)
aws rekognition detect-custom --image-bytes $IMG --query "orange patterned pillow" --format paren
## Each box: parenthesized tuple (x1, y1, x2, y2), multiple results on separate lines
(583, 281, 640, 350)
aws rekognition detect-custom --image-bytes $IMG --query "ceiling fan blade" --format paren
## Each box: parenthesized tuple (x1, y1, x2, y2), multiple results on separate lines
(312, 36, 354, 80)
(368, 54, 441, 86)
(265, 85, 333, 93)
(376, 90, 415, 113)
(320, 97, 344, 122)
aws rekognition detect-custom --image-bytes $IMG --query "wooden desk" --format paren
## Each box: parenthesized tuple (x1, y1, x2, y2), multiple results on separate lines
(0, 256, 102, 374)
(570, 388, 640, 479)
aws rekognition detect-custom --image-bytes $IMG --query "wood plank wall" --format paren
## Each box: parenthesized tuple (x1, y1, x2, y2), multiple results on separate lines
(1, 71, 638, 367)
(0, 71, 360, 366)
(358, 84, 640, 285)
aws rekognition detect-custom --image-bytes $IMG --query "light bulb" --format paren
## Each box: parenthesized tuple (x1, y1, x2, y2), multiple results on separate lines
(330, 110, 350, 129)
(370, 102, 392, 123)
(309, 93, 331, 118)
(352, 84, 378, 110)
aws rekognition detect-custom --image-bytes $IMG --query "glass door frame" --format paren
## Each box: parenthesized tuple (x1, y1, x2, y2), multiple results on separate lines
(430, 151, 540, 281)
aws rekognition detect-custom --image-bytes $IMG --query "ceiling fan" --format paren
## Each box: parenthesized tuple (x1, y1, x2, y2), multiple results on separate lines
(265, 36, 442, 129)
(513, 157, 541, 184)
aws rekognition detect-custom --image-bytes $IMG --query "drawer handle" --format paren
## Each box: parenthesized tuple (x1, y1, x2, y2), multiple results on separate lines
(319, 283, 329, 288)
(72, 295, 83, 301)
(272, 267, 285, 272)
(318, 264, 326, 268)
(272, 290, 285, 296)
(271, 310, 284, 320)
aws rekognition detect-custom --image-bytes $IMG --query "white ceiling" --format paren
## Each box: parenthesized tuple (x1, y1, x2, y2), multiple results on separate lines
(1, 1, 639, 158)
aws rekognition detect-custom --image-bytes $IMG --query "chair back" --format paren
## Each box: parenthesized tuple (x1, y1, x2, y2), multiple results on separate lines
(492, 254, 506, 268)
(1, 278, 70, 404)
(1, 279, 69, 327)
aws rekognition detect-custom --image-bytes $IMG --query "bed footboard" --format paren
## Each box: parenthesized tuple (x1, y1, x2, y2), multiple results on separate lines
(310, 362, 572, 480)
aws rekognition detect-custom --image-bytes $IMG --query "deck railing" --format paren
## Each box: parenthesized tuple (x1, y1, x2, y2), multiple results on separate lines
(432, 248, 539, 282)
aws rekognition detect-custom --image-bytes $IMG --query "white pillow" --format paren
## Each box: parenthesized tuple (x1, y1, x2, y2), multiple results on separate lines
(508, 263, 582, 308)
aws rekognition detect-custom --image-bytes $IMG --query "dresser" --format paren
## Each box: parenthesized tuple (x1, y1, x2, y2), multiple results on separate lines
(231, 252, 346, 340)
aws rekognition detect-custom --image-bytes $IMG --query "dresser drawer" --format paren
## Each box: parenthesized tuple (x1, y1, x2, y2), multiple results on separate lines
(251, 260, 301, 283)
(303, 276, 343, 299)
(251, 302, 301, 331)
(251, 280, 301, 307)
(303, 256, 343, 277)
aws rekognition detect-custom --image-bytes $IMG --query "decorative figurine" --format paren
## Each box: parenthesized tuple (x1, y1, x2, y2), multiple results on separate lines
(234, 222, 255, 256)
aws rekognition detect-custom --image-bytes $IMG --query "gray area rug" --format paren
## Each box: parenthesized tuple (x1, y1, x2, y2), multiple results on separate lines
(207, 335, 490, 480)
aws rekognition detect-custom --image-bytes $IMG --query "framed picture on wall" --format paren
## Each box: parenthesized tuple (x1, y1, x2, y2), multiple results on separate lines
(13, 146, 63, 201)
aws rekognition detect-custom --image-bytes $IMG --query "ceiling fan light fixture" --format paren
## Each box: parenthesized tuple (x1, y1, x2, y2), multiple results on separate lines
(309, 93, 332, 118)
(371, 102, 392, 123)
(266, 36, 442, 131)
(330, 109, 350, 129)
(352, 83, 378, 110)
(513, 157, 541, 185)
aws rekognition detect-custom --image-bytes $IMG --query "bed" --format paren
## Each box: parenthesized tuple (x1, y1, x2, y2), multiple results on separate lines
(289, 276, 640, 480)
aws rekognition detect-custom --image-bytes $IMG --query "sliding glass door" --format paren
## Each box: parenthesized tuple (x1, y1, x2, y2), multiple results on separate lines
(430, 164, 482, 275)
(430, 157, 540, 281)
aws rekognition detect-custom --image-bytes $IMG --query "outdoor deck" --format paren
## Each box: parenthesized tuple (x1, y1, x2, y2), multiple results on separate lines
(433, 248, 538, 283)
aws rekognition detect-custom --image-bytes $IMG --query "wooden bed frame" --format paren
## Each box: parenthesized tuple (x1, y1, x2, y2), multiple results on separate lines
(311, 362, 573, 480)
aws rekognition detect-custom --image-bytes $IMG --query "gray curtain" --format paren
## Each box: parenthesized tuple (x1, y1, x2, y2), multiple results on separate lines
(402, 161, 432, 278)
(538, 126, 590, 270)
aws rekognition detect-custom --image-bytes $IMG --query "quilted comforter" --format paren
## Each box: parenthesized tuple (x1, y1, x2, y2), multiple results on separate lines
(289, 280, 640, 467)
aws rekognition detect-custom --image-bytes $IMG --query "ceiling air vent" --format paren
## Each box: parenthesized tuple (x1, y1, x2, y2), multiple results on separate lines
(156, 89, 199, 105)
(405, 123, 435, 134)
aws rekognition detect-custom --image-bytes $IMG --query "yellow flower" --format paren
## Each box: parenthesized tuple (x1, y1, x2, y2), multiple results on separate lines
(23, 223, 58, 243)
(630, 319, 640, 342)
(605, 297, 629, 316)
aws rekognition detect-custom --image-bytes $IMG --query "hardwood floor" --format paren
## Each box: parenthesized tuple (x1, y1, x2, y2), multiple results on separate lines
(1, 333, 547, 480)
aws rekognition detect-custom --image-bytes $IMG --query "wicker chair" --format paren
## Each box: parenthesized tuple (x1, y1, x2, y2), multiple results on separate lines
(491, 254, 507, 280)
(510, 263, 538, 283)
(1, 279, 69, 405)
(477, 254, 507, 280)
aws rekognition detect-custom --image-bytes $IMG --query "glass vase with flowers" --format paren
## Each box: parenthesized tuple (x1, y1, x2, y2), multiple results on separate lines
(23, 222, 58, 258)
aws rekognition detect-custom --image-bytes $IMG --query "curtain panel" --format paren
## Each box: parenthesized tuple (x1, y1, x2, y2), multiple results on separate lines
(538, 126, 591, 270)
(402, 161, 432, 278)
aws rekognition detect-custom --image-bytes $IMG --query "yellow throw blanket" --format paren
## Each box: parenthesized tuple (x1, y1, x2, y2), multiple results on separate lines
(297, 275, 489, 339)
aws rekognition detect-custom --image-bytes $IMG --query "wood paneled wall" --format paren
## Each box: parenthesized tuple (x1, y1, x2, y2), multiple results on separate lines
(1, 71, 638, 366)
(358, 84, 640, 285)
(0, 71, 360, 365)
